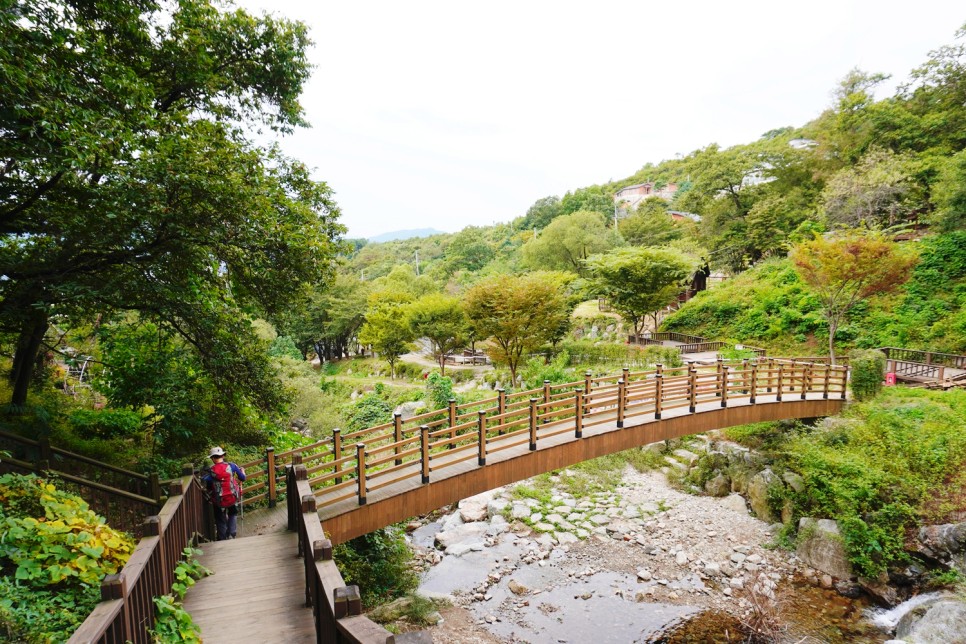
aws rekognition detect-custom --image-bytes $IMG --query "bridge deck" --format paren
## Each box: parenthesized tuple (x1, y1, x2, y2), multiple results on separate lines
(182, 531, 314, 643)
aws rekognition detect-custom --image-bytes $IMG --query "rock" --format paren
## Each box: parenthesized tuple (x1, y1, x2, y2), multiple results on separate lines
(704, 562, 721, 576)
(834, 580, 862, 598)
(664, 456, 688, 472)
(820, 574, 834, 589)
(897, 598, 966, 643)
(447, 540, 485, 556)
(705, 473, 731, 497)
(556, 531, 579, 544)
(672, 449, 700, 465)
(730, 552, 747, 564)
(458, 491, 495, 522)
(783, 471, 805, 493)
(435, 522, 488, 550)
(487, 497, 510, 519)
(858, 573, 899, 606)
(393, 401, 423, 420)
(918, 522, 966, 574)
(644, 442, 665, 455)
(675, 551, 689, 566)
(533, 522, 555, 533)
(590, 514, 610, 526)
(508, 580, 529, 595)
(511, 503, 532, 520)
(796, 518, 853, 580)
(747, 469, 781, 523)
(720, 494, 749, 514)
(637, 569, 653, 582)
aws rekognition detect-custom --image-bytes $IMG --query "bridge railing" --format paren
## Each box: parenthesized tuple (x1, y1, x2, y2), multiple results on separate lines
(68, 467, 212, 644)
(268, 360, 846, 509)
(285, 461, 397, 644)
(880, 347, 966, 370)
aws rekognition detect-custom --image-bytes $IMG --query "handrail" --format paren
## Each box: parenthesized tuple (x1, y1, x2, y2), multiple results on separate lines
(278, 361, 849, 511)
(68, 467, 213, 644)
(285, 460, 403, 644)
(881, 347, 966, 370)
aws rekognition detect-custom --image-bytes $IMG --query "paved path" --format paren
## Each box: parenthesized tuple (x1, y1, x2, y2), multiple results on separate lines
(183, 531, 314, 643)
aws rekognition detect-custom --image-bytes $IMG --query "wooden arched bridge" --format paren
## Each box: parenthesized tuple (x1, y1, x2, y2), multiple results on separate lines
(60, 358, 847, 643)
(247, 358, 848, 542)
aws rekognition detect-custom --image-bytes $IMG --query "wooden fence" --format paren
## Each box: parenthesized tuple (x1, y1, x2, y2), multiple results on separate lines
(0, 431, 162, 537)
(880, 347, 966, 370)
(68, 467, 213, 643)
(286, 459, 418, 644)
(241, 360, 848, 510)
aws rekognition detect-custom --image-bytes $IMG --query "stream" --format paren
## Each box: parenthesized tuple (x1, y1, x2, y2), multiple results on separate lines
(408, 469, 923, 643)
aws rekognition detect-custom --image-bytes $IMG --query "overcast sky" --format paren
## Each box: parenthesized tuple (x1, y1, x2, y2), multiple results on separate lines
(236, 0, 965, 239)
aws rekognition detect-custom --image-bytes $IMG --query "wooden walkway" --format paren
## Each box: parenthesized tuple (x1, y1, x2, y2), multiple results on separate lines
(182, 531, 315, 643)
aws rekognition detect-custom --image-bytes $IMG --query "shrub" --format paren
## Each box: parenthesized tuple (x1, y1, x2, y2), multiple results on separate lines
(849, 349, 886, 401)
(0, 473, 136, 642)
(333, 527, 417, 608)
(68, 408, 144, 440)
(268, 336, 304, 361)
(426, 372, 457, 409)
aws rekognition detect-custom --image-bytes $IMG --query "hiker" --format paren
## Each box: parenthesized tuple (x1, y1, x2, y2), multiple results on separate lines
(201, 446, 247, 540)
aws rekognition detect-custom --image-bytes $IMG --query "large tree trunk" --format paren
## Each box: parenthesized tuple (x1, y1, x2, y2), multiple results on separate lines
(10, 310, 50, 406)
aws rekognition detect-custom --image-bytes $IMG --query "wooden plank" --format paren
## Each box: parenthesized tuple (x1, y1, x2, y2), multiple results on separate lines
(183, 531, 314, 643)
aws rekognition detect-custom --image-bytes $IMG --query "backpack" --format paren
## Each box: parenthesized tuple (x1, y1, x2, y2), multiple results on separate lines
(209, 462, 242, 508)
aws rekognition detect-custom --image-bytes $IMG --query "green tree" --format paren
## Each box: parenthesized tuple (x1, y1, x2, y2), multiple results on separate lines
(1, 0, 343, 408)
(463, 273, 572, 383)
(821, 147, 923, 228)
(520, 195, 562, 230)
(358, 308, 414, 379)
(931, 149, 966, 231)
(618, 199, 683, 246)
(790, 231, 918, 363)
(408, 294, 466, 374)
(440, 227, 495, 275)
(522, 210, 621, 276)
(586, 248, 695, 335)
(282, 274, 369, 362)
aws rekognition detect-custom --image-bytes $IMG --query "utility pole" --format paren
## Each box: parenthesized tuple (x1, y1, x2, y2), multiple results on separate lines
(414, 250, 420, 276)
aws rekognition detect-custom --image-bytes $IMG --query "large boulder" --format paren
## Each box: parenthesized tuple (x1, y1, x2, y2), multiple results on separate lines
(434, 522, 488, 551)
(458, 491, 495, 522)
(896, 598, 966, 643)
(796, 518, 853, 580)
(720, 494, 749, 514)
(747, 469, 781, 523)
(918, 522, 966, 574)
(705, 473, 731, 497)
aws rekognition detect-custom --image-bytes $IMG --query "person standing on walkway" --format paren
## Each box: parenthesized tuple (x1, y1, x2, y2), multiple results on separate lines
(201, 446, 247, 540)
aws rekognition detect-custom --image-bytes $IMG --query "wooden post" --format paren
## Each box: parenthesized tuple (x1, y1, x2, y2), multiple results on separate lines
(622, 367, 630, 386)
(100, 574, 130, 642)
(776, 363, 784, 402)
(301, 494, 316, 514)
(355, 443, 366, 505)
(38, 438, 52, 466)
(720, 366, 729, 408)
(266, 447, 276, 508)
(528, 398, 538, 451)
(394, 412, 403, 466)
(575, 392, 583, 438)
(750, 362, 758, 404)
(542, 380, 551, 424)
(715, 359, 723, 397)
(654, 374, 663, 419)
(840, 366, 848, 400)
(802, 363, 812, 400)
(313, 539, 333, 561)
(420, 425, 430, 483)
(584, 370, 592, 395)
(688, 367, 697, 413)
(332, 428, 342, 485)
(617, 379, 626, 428)
(497, 388, 506, 435)
(939, 365, 946, 381)
(655, 363, 664, 377)
(766, 358, 773, 392)
(741, 359, 750, 395)
(823, 363, 830, 399)
(149, 473, 161, 504)
(448, 398, 457, 449)
(334, 585, 362, 619)
(478, 410, 487, 466)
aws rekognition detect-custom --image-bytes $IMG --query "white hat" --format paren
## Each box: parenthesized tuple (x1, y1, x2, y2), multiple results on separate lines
(209, 446, 225, 458)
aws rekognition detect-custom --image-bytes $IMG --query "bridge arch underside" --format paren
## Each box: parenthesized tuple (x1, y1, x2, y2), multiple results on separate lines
(319, 397, 844, 543)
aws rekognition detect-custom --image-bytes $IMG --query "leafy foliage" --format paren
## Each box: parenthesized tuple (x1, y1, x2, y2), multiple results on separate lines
(149, 548, 210, 644)
(333, 527, 417, 609)
(0, 473, 135, 641)
(849, 349, 886, 401)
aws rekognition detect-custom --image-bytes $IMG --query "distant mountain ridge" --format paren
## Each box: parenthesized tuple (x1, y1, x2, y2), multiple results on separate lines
(368, 228, 446, 243)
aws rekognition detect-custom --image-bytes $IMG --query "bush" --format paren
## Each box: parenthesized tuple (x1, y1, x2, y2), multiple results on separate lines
(426, 372, 456, 409)
(68, 408, 143, 440)
(0, 473, 136, 642)
(268, 336, 304, 361)
(849, 349, 886, 401)
(333, 527, 417, 608)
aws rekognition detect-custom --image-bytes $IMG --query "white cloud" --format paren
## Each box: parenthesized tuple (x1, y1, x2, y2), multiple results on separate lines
(236, 0, 966, 238)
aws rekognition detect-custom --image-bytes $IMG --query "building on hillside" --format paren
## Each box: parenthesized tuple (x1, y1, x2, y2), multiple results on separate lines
(668, 210, 701, 223)
(613, 182, 678, 212)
